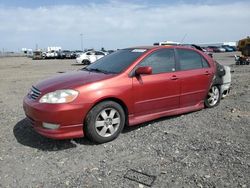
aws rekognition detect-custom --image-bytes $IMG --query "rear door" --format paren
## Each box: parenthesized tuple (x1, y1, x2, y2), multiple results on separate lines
(132, 49, 180, 116)
(176, 49, 213, 108)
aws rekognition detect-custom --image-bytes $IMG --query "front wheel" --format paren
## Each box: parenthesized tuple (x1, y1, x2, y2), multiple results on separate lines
(84, 101, 125, 143)
(205, 85, 221, 108)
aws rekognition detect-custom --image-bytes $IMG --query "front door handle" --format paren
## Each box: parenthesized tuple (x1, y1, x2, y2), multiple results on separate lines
(170, 75, 178, 80)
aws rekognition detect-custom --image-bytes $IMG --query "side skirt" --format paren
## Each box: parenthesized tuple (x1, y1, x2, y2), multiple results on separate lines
(128, 102, 204, 126)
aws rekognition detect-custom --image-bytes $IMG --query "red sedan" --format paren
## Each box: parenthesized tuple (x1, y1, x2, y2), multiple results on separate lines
(23, 46, 221, 143)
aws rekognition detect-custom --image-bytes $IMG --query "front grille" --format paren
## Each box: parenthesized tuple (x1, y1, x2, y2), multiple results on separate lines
(29, 86, 41, 100)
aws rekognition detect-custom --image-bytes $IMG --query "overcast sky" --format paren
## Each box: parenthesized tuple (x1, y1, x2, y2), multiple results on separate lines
(0, 0, 249, 51)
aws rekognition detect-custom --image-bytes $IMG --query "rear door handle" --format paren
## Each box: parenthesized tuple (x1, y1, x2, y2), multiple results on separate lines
(204, 71, 211, 75)
(170, 75, 178, 80)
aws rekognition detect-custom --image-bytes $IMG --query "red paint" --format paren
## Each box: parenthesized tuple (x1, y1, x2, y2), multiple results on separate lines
(23, 46, 216, 139)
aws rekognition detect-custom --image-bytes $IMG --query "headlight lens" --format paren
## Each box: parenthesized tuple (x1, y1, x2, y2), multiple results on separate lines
(39, 89, 79, 104)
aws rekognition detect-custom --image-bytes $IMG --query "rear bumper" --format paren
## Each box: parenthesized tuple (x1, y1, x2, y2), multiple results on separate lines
(23, 96, 86, 139)
(221, 83, 231, 98)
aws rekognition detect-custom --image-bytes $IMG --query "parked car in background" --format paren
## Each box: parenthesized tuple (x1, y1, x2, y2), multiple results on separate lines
(218, 47, 226, 52)
(202, 47, 213, 53)
(76, 50, 106, 65)
(32, 51, 44, 60)
(181, 44, 213, 58)
(208, 46, 218, 52)
(221, 45, 234, 52)
(100, 48, 115, 55)
(208, 46, 223, 53)
(45, 50, 59, 59)
(191, 44, 213, 58)
(230, 46, 237, 51)
(23, 45, 223, 143)
(58, 50, 74, 59)
(107, 50, 115, 54)
(73, 50, 84, 58)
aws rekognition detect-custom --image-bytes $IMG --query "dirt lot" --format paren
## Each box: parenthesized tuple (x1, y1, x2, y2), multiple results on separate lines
(0, 52, 249, 187)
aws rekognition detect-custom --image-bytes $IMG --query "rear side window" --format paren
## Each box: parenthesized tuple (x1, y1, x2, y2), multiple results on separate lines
(201, 57, 209, 68)
(95, 51, 105, 55)
(139, 49, 176, 74)
(177, 49, 206, 70)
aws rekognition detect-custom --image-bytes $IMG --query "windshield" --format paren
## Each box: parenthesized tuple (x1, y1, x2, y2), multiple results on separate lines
(84, 49, 147, 74)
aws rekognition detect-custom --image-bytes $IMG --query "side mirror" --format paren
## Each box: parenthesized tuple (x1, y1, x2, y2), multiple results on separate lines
(135, 66, 152, 75)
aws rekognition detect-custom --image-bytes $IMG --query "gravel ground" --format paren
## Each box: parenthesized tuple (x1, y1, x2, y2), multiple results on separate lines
(0, 52, 249, 188)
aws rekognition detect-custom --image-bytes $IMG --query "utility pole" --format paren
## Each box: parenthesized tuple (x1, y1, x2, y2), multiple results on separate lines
(80, 33, 83, 51)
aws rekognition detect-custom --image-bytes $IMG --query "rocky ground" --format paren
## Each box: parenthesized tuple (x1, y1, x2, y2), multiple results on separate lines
(0, 52, 249, 187)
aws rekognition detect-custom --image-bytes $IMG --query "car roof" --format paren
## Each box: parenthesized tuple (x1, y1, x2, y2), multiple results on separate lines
(125, 45, 197, 51)
(84, 50, 105, 53)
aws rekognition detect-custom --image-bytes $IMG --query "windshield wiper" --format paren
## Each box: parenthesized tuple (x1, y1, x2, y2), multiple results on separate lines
(87, 68, 112, 74)
(81, 67, 116, 74)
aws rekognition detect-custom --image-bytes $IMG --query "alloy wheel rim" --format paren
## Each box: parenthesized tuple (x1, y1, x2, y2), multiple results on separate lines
(95, 108, 121, 137)
(207, 86, 219, 106)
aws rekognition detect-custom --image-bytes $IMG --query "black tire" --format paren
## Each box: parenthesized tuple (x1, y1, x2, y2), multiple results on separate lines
(82, 60, 90, 65)
(204, 85, 221, 108)
(84, 101, 125, 143)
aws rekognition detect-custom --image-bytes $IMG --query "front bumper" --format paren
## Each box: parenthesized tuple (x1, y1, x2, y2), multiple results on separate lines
(76, 58, 81, 64)
(23, 96, 86, 139)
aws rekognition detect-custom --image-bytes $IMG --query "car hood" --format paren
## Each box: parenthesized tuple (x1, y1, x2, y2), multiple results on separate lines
(35, 70, 115, 92)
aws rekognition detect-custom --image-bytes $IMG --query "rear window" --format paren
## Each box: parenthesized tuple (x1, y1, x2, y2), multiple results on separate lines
(86, 49, 147, 74)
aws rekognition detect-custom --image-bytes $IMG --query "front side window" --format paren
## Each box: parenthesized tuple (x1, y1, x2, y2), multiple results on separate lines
(177, 49, 206, 70)
(139, 49, 176, 74)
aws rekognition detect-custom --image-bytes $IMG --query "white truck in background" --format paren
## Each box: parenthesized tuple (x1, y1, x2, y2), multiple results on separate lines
(45, 46, 61, 59)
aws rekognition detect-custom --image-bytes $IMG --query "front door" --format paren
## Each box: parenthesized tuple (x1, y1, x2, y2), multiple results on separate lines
(132, 49, 180, 116)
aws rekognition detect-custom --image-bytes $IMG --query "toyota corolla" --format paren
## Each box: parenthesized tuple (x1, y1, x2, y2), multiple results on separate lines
(23, 46, 221, 143)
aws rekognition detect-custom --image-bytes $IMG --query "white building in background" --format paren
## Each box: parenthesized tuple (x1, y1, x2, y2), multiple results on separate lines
(223, 42, 237, 46)
(21, 48, 33, 53)
(154, 41, 180, 46)
(47, 46, 61, 52)
(199, 41, 237, 47)
(21, 48, 33, 57)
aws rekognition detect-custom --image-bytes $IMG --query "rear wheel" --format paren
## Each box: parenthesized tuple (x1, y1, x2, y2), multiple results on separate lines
(205, 85, 221, 108)
(82, 60, 90, 65)
(85, 101, 125, 143)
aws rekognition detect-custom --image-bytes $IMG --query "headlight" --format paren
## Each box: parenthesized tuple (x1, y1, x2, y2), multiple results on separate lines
(39, 89, 79, 104)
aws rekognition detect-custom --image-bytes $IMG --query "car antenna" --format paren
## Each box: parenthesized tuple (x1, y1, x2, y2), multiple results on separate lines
(180, 33, 188, 44)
